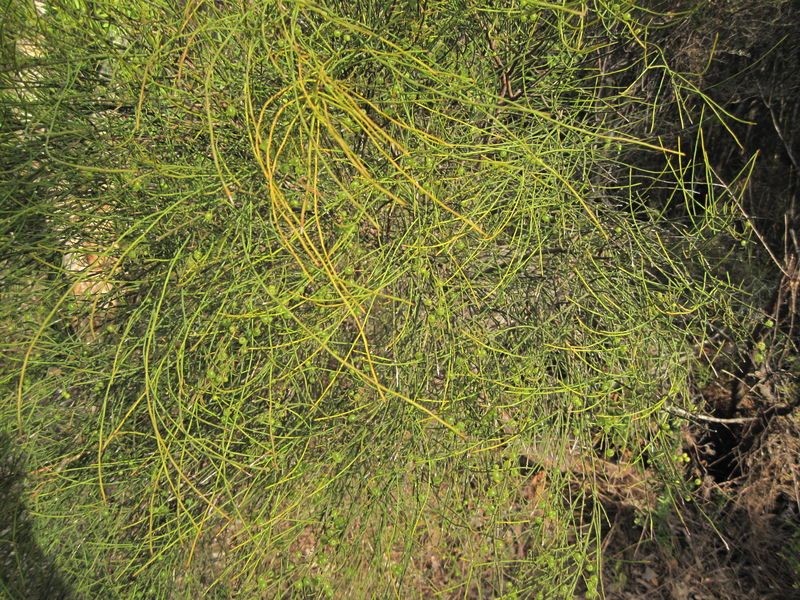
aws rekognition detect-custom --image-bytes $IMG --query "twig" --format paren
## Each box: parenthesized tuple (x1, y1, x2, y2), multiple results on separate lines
(666, 395, 799, 425)
(664, 403, 758, 425)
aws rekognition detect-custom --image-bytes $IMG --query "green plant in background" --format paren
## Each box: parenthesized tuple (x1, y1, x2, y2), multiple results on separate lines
(1, 0, 751, 598)
(781, 528, 800, 590)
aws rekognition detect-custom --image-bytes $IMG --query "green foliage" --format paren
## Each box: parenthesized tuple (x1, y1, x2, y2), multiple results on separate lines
(1, 0, 750, 597)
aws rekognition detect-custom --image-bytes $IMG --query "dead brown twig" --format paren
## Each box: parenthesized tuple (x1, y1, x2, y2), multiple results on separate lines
(479, 18, 524, 106)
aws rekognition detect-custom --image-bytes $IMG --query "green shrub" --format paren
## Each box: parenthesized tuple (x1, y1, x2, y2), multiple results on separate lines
(1, 1, 749, 597)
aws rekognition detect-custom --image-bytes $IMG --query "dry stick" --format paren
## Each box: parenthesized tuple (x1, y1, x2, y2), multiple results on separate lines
(664, 398, 799, 426)
(663, 403, 759, 425)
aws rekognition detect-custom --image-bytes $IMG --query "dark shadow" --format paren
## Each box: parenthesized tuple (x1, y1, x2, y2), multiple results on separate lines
(0, 432, 74, 600)
(600, 496, 800, 600)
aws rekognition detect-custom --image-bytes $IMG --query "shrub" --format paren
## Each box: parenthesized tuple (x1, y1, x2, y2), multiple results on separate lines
(1, 1, 750, 598)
